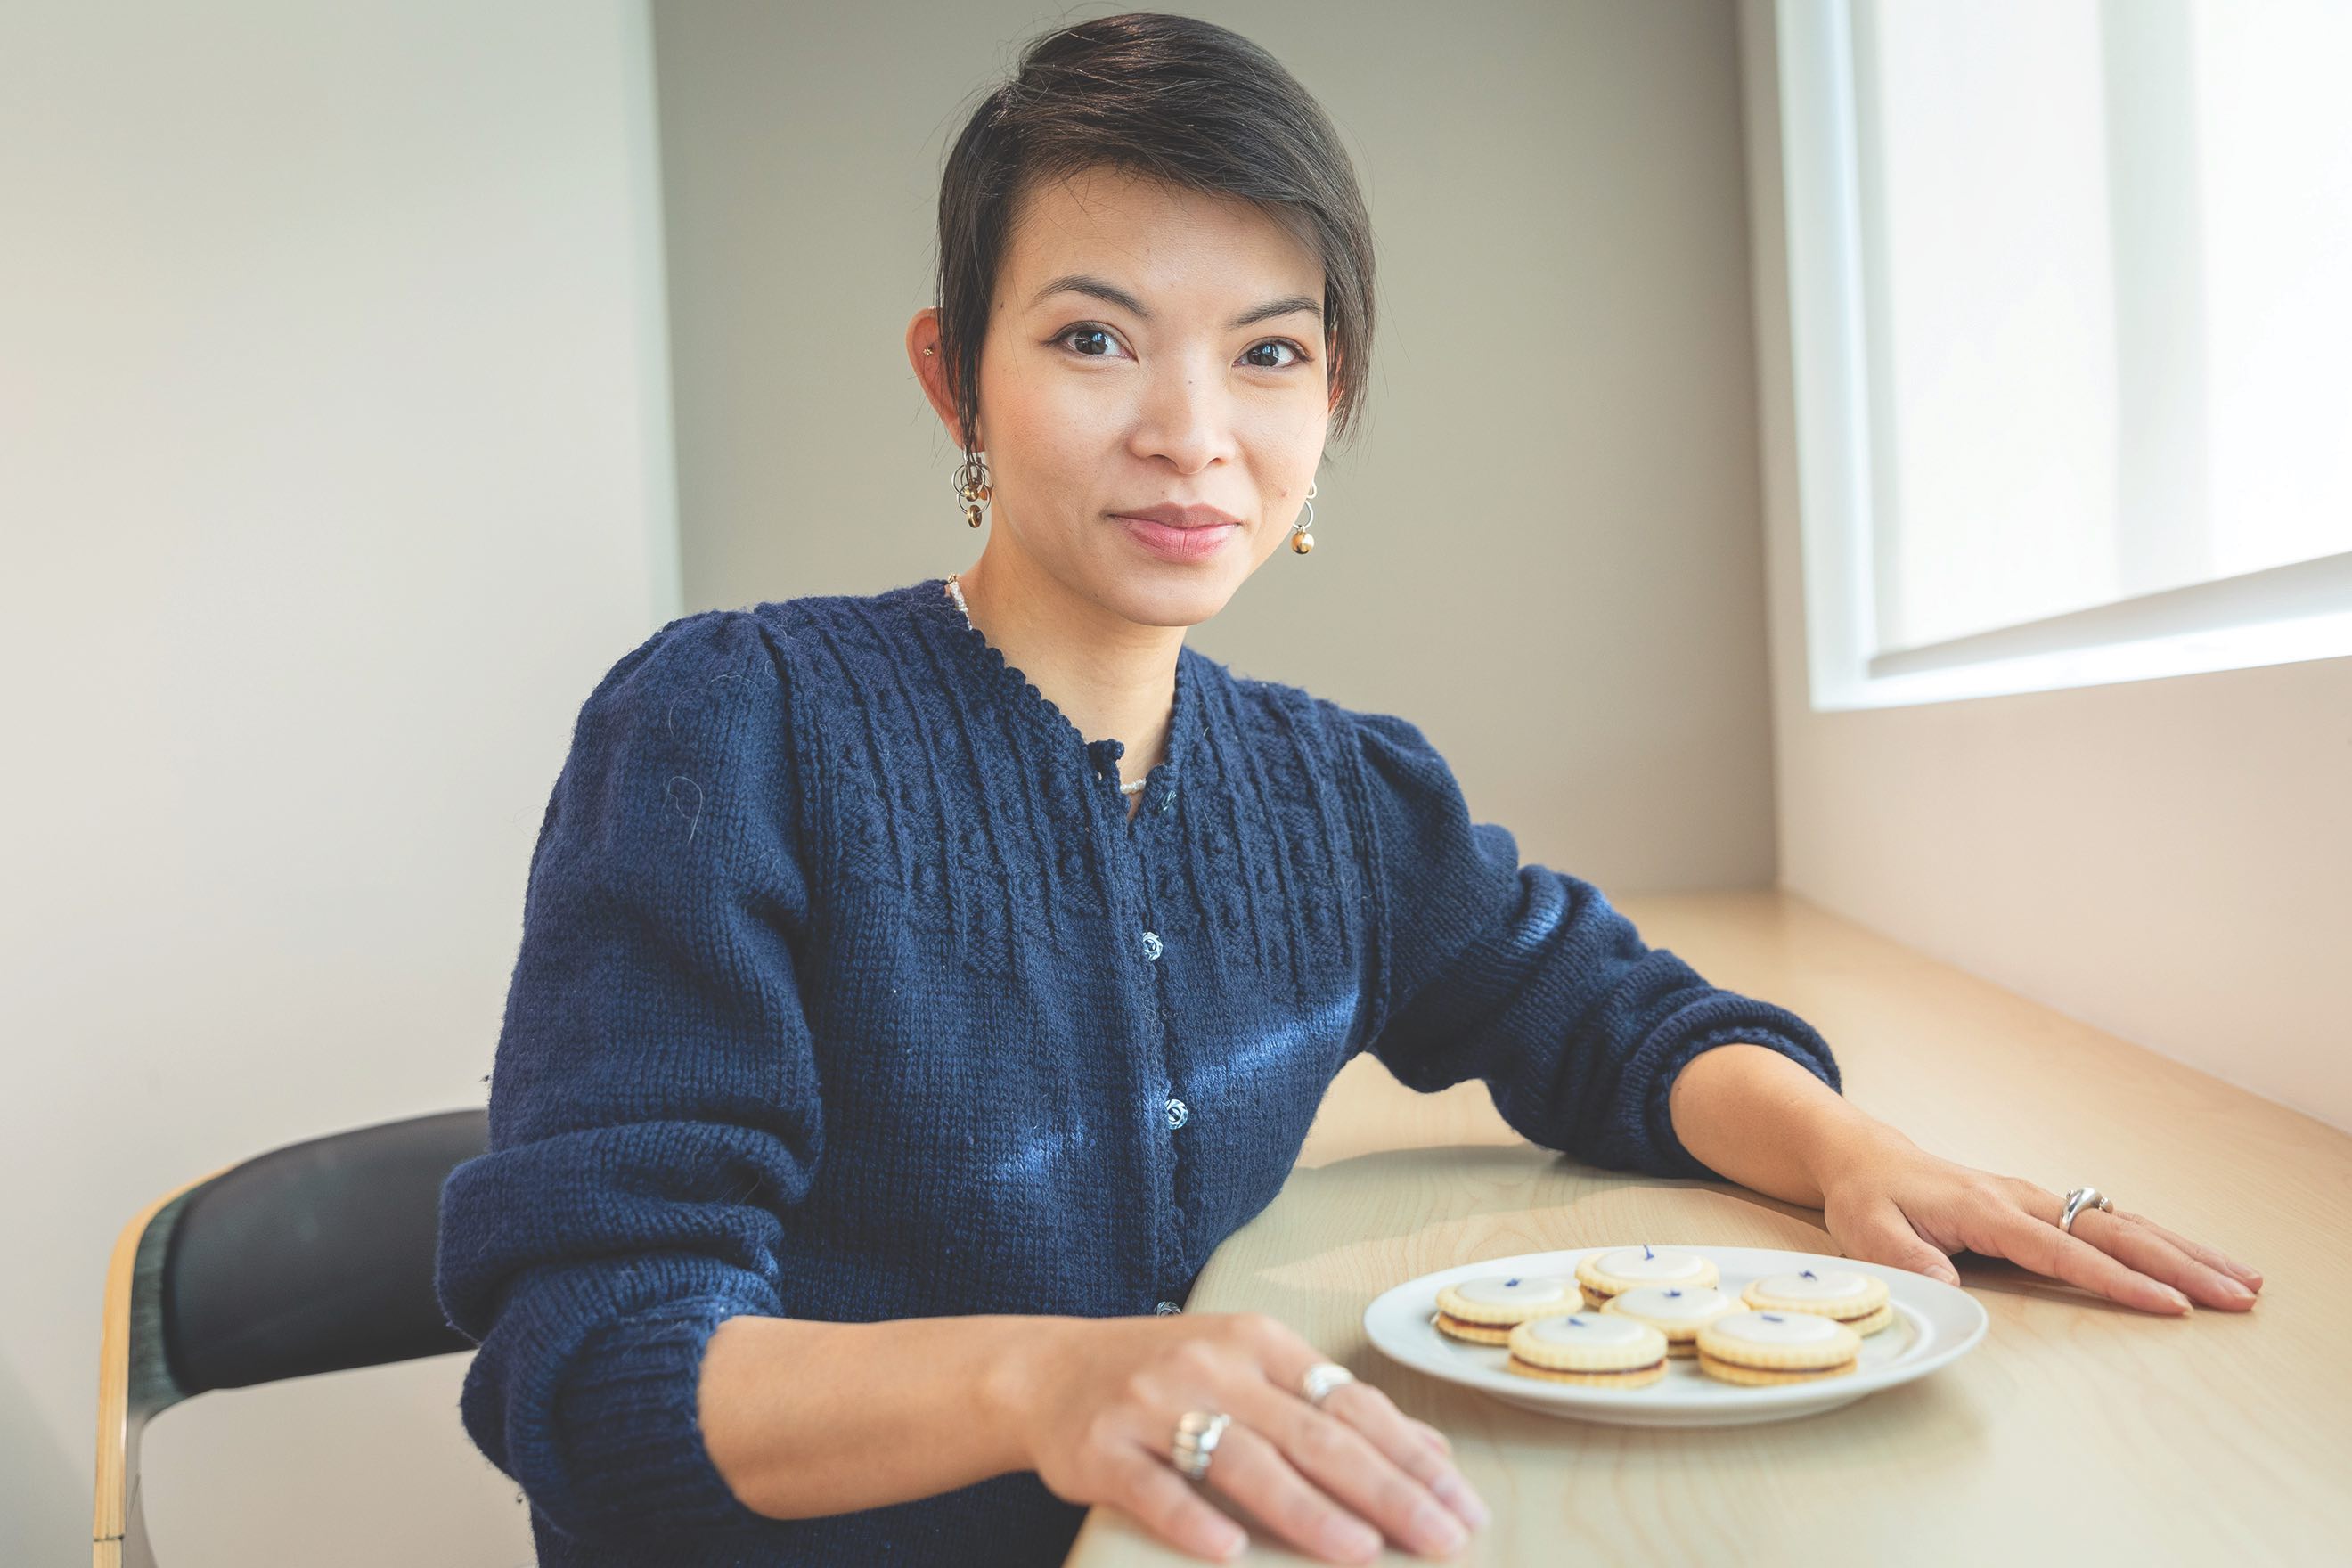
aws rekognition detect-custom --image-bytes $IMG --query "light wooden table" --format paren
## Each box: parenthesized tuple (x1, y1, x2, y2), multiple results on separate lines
(1061, 889, 2348, 1567)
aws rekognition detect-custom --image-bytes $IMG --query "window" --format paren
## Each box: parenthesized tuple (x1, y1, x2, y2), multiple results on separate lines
(1776, 0, 2352, 710)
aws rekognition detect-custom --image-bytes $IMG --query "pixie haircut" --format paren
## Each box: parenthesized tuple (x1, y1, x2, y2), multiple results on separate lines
(933, 11, 1376, 457)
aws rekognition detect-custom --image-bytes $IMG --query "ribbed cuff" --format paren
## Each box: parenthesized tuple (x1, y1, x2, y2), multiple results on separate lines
(542, 1296, 768, 1548)
(1642, 1000, 1843, 1183)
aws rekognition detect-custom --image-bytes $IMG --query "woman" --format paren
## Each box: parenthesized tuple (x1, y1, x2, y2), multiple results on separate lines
(434, 13, 2262, 1568)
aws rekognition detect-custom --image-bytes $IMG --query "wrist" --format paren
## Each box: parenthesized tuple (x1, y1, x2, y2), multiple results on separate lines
(978, 1314, 1084, 1470)
(1805, 1114, 1918, 1202)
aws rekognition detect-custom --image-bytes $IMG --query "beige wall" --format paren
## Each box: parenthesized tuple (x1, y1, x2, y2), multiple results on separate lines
(1736, 0, 2352, 1137)
(0, 2, 671, 1562)
(655, 0, 1786, 894)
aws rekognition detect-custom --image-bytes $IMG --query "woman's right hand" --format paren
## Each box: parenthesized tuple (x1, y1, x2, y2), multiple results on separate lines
(1006, 1311, 1490, 1563)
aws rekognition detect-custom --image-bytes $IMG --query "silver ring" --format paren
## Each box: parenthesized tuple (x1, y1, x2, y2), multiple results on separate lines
(1302, 1362, 1356, 1408)
(1171, 1409, 1232, 1482)
(2058, 1186, 2115, 1235)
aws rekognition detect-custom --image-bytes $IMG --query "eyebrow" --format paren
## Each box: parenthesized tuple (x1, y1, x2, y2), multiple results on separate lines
(1027, 273, 1323, 331)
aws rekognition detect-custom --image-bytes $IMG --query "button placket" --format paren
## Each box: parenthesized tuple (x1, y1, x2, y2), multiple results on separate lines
(1090, 736, 1191, 1316)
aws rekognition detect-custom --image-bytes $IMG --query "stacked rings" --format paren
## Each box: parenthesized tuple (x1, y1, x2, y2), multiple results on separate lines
(1171, 1409, 1232, 1481)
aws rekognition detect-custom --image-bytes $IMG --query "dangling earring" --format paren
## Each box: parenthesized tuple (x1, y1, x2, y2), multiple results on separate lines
(1289, 478, 1317, 554)
(954, 447, 992, 528)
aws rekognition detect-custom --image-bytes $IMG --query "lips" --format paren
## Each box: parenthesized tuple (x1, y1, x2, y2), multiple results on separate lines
(1112, 505, 1240, 562)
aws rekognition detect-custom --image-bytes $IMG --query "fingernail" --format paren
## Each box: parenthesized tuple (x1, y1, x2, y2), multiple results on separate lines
(2165, 1286, 2193, 1312)
(1210, 1521, 1248, 1559)
(1433, 1473, 1490, 1528)
(2218, 1277, 2254, 1303)
(2225, 1257, 2263, 1286)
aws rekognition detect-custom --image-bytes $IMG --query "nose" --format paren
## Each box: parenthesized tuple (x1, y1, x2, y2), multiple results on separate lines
(1128, 352, 1237, 473)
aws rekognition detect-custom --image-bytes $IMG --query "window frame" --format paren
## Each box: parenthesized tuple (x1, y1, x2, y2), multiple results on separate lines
(1774, 0, 2352, 713)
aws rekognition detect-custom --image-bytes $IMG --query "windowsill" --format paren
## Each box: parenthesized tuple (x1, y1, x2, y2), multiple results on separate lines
(1815, 549, 2352, 711)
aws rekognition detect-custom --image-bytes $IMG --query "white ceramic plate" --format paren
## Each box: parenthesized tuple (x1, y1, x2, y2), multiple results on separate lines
(1362, 1245, 1989, 1427)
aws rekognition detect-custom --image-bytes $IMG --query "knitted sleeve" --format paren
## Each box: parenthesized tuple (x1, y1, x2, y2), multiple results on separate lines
(1339, 704, 1841, 1181)
(434, 608, 820, 1552)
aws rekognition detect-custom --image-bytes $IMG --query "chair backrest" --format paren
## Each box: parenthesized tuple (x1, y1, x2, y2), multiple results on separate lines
(162, 1107, 488, 1392)
(95, 1108, 489, 1568)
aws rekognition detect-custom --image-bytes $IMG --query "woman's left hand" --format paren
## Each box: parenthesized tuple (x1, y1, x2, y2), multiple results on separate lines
(1813, 1130, 2265, 1314)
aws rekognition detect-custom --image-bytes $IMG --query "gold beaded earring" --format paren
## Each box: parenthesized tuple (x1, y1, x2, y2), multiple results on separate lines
(1289, 478, 1318, 554)
(954, 447, 992, 528)
(920, 343, 992, 529)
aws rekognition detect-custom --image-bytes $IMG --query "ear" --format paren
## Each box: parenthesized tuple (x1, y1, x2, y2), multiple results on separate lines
(1325, 329, 1345, 417)
(906, 308, 978, 448)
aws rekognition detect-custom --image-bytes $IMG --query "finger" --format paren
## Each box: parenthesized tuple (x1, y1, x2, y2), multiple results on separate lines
(1306, 1379, 1484, 1530)
(1237, 1381, 1473, 1558)
(1225, 1317, 1484, 1529)
(1843, 1198, 1961, 1286)
(2110, 1205, 2263, 1290)
(1967, 1203, 2191, 1314)
(1198, 1419, 1386, 1564)
(2022, 1200, 2257, 1310)
(1101, 1441, 1248, 1562)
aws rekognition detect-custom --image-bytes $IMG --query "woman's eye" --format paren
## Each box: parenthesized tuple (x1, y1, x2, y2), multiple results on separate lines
(1059, 326, 1124, 358)
(1241, 339, 1306, 370)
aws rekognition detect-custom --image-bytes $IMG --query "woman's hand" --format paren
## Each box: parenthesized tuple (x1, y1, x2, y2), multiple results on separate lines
(1002, 1311, 1490, 1564)
(1814, 1127, 2265, 1314)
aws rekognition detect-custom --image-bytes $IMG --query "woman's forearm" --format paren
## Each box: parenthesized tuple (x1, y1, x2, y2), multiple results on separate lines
(1664, 1041, 1909, 1207)
(698, 1310, 1068, 1519)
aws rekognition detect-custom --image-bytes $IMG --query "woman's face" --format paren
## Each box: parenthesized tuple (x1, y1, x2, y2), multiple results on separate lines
(918, 164, 1338, 630)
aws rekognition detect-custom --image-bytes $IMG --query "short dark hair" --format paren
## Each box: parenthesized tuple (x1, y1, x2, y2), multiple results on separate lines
(933, 11, 1376, 458)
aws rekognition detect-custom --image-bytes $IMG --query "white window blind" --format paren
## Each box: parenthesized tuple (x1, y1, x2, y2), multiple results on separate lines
(1777, 0, 2352, 709)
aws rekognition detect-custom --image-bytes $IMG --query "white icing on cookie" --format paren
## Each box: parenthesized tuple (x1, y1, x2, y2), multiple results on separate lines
(1606, 1285, 1734, 1322)
(1752, 1268, 1871, 1301)
(1523, 1313, 1658, 1349)
(1593, 1246, 1708, 1281)
(1709, 1311, 1850, 1346)
(1453, 1274, 1576, 1307)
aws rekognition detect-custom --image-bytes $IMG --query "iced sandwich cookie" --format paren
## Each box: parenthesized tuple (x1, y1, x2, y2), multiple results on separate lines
(1505, 1311, 1670, 1388)
(1739, 1266, 1895, 1335)
(1573, 1245, 1719, 1310)
(1433, 1274, 1580, 1344)
(1695, 1311, 1862, 1385)
(1599, 1284, 1736, 1356)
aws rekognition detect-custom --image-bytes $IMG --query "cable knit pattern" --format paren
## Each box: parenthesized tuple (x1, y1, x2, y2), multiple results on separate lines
(434, 576, 1842, 1566)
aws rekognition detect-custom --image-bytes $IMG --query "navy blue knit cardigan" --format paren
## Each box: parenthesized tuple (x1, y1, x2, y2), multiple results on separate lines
(433, 576, 1841, 1566)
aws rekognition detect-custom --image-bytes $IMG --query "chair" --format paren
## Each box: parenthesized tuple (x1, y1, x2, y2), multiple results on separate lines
(92, 1109, 488, 1568)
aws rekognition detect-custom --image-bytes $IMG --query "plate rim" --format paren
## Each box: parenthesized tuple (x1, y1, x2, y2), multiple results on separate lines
(1361, 1243, 1989, 1415)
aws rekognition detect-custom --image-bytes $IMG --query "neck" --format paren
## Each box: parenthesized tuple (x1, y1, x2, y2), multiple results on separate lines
(951, 544, 1183, 785)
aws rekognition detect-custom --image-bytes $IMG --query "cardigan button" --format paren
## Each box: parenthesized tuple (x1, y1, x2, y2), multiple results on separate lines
(1165, 1097, 1189, 1131)
(1140, 930, 1163, 962)
(1156, 1300, 1183, 1315)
